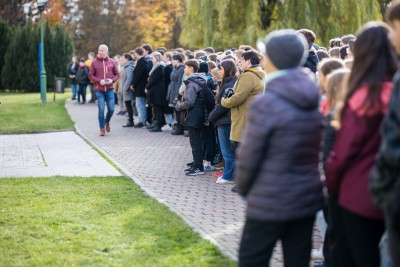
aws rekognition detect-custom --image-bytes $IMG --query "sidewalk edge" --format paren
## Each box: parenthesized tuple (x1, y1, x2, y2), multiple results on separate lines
(66, 103, 238, 262)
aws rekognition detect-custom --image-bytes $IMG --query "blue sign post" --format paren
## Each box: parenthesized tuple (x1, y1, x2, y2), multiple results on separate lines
(38, 43, 42, 97)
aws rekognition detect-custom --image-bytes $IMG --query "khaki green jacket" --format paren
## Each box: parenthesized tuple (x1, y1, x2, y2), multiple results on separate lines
(221, 66, 266, 142)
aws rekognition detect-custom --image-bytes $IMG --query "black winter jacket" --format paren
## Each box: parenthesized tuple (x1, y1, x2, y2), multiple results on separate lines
(132, 57, 149, 97)
(236, 68, 324, 221)
(146, 65, 165, 106)
(304, 51, 319, 73)
(208, 76, 237, 127)
(76, 66, 90, 85)
(370, 71, 400, 228)
(175, 73, 206, 129)
(68, 63, 79, 85)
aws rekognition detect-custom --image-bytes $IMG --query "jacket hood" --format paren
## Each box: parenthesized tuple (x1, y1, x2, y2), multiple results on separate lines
(96, 55, 109, 61)
(188, 72, 207, 85)
(267, 68, 319, 109)
(124, 60, 134, 69)
(244, 66, 266, 80)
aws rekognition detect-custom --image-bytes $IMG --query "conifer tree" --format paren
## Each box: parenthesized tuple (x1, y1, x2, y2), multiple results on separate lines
(0, 20, 12, 89)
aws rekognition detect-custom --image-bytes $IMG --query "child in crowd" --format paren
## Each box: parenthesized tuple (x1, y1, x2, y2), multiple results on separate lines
(76, 58, 90, 104)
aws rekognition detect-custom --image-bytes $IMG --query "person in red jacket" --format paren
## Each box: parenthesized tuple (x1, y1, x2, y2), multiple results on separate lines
(325, 22, 397, 267)
(89, 44, 119, 136)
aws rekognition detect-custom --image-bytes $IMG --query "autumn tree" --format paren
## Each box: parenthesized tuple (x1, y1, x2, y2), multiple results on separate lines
(124, 0, 185, 50)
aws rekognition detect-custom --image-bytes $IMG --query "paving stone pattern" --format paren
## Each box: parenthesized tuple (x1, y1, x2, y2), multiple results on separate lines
(66, 99, 322, 266)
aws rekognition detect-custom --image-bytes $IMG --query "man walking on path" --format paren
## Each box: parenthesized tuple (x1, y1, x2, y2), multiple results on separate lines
(89, 44, 120, 136)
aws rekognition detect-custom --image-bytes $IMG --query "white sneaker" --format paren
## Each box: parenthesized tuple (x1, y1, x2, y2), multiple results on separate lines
(311, 248, 324, 260)
(161, 124, 172, 132)
(216, 178, 235, 184)
(203, 161, 215, 171)
(204, 164, 215, 171)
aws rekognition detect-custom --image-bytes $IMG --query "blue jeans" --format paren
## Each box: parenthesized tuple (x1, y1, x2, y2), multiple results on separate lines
(135, 96, 147, 123)
(217, 125, 235, 181)
(71, 83, 78, 97)
(96, 90, 115, 130)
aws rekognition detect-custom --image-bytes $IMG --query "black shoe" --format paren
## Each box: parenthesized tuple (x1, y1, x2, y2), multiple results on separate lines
(147, 124, 155, 129)
(149, 127, 161, 132)
(186, 162, 193, 167)
(123, 122, 134, 127)
(89, 100, 95, 103)
(186, 167, 204, 176)
(134, 122, 145, 128)
(183, 130, 189, 137)
(71, 96, 76, 100)
(171, 129, 184, 135)
(231, 185, 238, 193)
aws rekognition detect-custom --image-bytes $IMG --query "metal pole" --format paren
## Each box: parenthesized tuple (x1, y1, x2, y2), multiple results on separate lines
(40, 11, 47, 104)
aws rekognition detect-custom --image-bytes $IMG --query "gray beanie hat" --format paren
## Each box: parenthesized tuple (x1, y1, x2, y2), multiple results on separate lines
(258, 29, 309, 70)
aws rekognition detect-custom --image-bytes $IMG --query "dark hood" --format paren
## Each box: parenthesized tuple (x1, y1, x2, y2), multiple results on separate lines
(267, 68, 319, 110)
(304, 51, 318, 73)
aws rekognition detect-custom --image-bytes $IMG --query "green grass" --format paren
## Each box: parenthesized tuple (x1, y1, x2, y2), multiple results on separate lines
(0, 177, 235, 267)
(0, 92, 74, 134)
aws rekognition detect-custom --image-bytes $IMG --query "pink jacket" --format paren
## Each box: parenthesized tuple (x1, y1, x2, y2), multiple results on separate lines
(89, 55, 119, 92)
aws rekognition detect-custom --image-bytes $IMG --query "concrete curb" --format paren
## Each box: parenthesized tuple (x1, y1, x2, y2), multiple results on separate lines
(65, 101, 238, 262)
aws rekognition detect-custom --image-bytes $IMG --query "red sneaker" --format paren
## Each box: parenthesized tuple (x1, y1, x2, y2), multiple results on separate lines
(214, 170, 223, 178)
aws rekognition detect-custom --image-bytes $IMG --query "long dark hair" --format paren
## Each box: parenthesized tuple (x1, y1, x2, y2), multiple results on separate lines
(335, 22, 397, 127)
(216, 59, 237, 101)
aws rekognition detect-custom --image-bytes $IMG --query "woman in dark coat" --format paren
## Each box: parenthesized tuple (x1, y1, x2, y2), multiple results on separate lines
(145, 51, 165, 132)
(168, 54, 185, 135)
(208, 59, 237, 184)
(68, 56, 79, 100)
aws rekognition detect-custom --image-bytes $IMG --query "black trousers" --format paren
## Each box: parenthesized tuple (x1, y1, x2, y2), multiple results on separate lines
(239, 216, 315, 267)
(330, 205, 384, 267)
(125, 100, 133, 124)
(386, 214, 400, 267)
(201, 124, 216, 162)
(188, 127, 203, 168)
(152, 105, 163, 128)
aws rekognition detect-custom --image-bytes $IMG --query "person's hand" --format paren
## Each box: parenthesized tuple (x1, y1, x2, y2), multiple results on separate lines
(145, 89, 148, 94)
(130, 85, 135, 91)
(106, 79, 113, 85)
(100, 79, 106, 85)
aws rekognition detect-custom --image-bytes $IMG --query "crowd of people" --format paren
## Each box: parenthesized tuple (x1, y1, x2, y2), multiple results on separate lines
(66, 1, 400, 266)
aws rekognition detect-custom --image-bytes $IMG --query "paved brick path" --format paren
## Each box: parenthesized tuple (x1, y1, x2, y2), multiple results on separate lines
(66, 99, 321, 266)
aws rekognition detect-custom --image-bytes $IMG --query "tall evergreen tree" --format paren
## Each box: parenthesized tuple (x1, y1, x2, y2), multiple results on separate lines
(0, 19, 13, 89)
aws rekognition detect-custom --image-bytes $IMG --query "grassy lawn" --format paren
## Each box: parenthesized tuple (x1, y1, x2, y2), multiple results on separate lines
(0, 177, 235, 267)
(0, 92, 74, 134)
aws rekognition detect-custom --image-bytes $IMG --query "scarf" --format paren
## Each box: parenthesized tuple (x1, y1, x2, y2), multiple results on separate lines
(149, 61, 165, 76)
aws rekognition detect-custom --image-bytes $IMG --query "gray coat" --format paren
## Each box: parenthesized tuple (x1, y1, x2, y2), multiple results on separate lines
(236, 68, 324, 221)
(122, 61, 134, 101)
(167, 64, 185, 107)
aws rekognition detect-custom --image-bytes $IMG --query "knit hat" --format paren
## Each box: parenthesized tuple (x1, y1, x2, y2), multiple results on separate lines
(257, 29, 309, 70)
